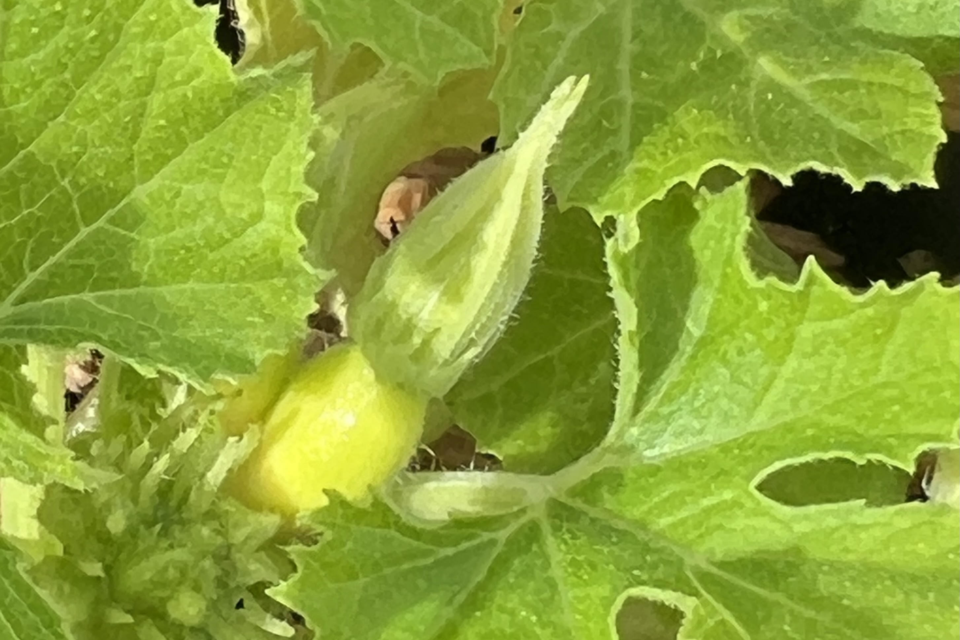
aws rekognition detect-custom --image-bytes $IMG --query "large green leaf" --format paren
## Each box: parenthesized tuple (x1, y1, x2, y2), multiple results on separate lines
(299, 0, 502, 83)
(0, 0, 319, 384)
(495, 0, 949, 217)
(0, 540, 68, 640)
(606, 183, 958, 462)
(272, 183, 959, 639)
(447, 207, 616, 473)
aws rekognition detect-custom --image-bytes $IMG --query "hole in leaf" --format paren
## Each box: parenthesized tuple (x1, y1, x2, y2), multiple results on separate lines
(481, 135, 499, 154)
(194, 0, 245, 65)
(754, 131, 959, 288)
(616, 597, 684, 640)
(905, 449, 939, 503)
(407, 425, 502, 472)
(756, 457, 912, 507)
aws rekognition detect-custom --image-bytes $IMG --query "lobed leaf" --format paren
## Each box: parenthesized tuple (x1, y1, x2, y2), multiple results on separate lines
(0, 0, 320, 384)
(495, 0, 949, 218)
(606, 182, 959, 463)
(273, 181, 960, 640)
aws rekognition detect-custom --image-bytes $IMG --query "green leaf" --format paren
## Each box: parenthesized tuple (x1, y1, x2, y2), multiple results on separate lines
(0, 414, 85, 491)
(0, 346, 47, 436)
(856, 0, 960, 39)
(447, 207, 616, 473)
(20, 346, 73, 426)
(0, 415, 85, 490)
(239, 0, 328, 68)
(0, 346, 86, 490)
(237, 0, 383, 102)
(0, 0, 320, 384)
(0, 478, 45, 541)
(495, 0, 948, 217)
(299, 0, 502, 83)
(606, 182, 959, 462)
(0, 539, 68, 640)
(273, 182, 959, 640)
(300, 68, 499, 296)
(274, 496, 959, 640)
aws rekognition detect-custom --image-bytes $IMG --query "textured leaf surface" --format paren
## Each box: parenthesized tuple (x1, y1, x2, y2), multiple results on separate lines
(27, 394, 288, 640)
(273, 183, 960, 640)
(238, 0, 383, 103)
(0, 0, 319, 383)
(0, 540, 67, 640)
(240, 0, 326, 68)
(448, 208, 616, 473)
(606, 183, 959, 462)
(0, 413, 85, 489)
(0, 346, 45, 436)
(0, 346, 84, 489)
(495, 0, 948, 217)
(299, 0, 501, 82)
(856, 0, 960, 38)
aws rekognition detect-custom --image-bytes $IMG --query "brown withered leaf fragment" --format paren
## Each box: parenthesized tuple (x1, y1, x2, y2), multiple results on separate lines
(937, 74, 959, 132)
(408, 425, 502, 472)
(748, 170, 783, 214)
(375, 177, 433, 240)
(375, 146, 487, 242)
(758, 221, 846, 269)
(64, 349, 103, 413)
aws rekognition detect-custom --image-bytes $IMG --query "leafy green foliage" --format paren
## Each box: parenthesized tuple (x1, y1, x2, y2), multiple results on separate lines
(276, 496, 959, 640)
(607, 183, 958, 462)
(28, 402, 288, 640)
(1, 0, 958, 638)
(856, 0, 960, 38)
(0, 345, 46, 436)
(0, 413, 87, 490)
(0, 346, 88, 489)
(0, 0, 319, 384)
(495, 0, 949, 217)
(349, 77, 588, 398)
(447, 207, 616, 473)
(300, 69, 499, 295)
(299, 0, 502, 82)
(0, 540, 68, 640)
(273, 184, 960, 640)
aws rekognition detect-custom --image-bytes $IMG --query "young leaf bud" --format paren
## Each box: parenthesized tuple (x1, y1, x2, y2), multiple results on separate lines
(349, 76, 589, 398)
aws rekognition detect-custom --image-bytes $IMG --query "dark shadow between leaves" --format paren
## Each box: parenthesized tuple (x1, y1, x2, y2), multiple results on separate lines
(616, 596, 685, 640)
(754, 132, 959, 288)
(755, 457, 912, 507)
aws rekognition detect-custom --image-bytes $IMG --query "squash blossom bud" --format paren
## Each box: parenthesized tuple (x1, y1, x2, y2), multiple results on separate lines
(349, 76, 589, 398)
